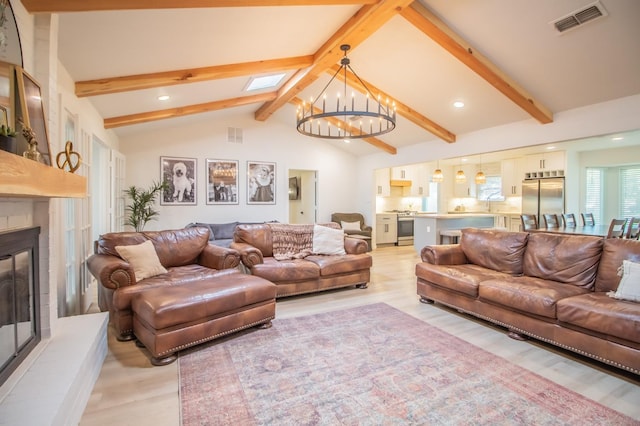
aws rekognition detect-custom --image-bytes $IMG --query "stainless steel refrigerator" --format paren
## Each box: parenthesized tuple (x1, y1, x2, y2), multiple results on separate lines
(521, 178, 565, 226)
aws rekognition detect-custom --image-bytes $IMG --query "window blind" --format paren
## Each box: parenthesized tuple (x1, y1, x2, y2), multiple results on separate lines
(620, 167, 640, 219)
(585, 168, 603, 225)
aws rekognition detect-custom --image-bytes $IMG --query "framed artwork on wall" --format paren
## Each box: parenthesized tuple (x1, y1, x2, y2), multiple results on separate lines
(15, 66, 52, 166)
(206, 159, 238, 205)
(160, 156, 197, 205)
(247, 161, 276, 205)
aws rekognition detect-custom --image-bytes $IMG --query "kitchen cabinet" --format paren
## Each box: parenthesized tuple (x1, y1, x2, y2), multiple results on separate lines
(375, 168, 390, 196)
(407, 164, 429, 197)
(376, 214, 397, 244)
(501, 158, 524, 196)
(524, 151, 565, 175)
(453, 164, 477, 198)
(509, 215, 522, 232)
(391, 166, 409, 180)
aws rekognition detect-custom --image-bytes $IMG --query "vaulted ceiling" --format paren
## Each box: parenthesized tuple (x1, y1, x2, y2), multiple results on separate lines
(22, 0, 640, 156)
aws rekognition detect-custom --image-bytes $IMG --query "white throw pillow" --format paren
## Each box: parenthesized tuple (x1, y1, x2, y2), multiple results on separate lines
(313, 224, 346, 255)
(341, 220, 361, 231)
(115, 240, 168, 282)
(608, 260, 640, 302)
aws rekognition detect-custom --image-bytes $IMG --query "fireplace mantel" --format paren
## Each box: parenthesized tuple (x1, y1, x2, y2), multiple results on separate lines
(0, 150, 86, 198)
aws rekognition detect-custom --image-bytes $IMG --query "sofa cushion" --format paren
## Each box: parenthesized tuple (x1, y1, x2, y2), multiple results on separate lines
(608, 260, 640, 302)
(312, 224, 346, 256)
(115, 240, 168, 282)
(415, 263, 512, 297)
(595, 238, 640, 292)
(211, 222, 239, 240)
(185, 223, 216, 240)
(523, 233, 603, 289)
(460, 228, 528, 275)
(479, 276, 590, 319)
(557, 293, 640, 345)
(251, 257, 320, 282)
(306, 254, 372, 276)
(341, 221, 361, 231)
(112, 265, 239, 311)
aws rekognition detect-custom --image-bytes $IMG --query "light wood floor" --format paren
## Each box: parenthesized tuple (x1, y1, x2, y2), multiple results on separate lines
(80, 245, 640, 425)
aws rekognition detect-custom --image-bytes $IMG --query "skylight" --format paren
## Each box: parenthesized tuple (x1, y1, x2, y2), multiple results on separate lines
(245, 73, 286, 91)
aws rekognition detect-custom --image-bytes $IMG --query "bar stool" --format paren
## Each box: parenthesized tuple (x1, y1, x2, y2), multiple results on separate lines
(440, 229, 462, 244)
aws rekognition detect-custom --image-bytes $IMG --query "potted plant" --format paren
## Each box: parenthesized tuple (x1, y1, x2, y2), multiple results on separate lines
(0, 124, 17, 154)
(124, 180, 169, 231)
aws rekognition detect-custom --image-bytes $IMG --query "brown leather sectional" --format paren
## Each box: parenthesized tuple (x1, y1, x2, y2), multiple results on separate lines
(88, 227, 241, 341)
(232, 223, 372, 297)
(415, 227, 640, 375)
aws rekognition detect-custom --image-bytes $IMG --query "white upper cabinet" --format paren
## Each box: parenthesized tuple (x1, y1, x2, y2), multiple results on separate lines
(524, 151, 565, 174)
(375, 168, 391, 196)
(453, 164, 477, 198)
(501, 158, 524, 196)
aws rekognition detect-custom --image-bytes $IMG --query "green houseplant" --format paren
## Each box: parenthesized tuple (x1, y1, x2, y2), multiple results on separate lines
(0, 124, 17, 154)
(124, 180, 169, 231)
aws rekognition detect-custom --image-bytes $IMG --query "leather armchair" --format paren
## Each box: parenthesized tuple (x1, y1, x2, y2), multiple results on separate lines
(331, 212, 372, 238)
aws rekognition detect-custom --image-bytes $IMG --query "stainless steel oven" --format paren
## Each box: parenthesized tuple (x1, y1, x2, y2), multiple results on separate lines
(397, 215, 414, 246)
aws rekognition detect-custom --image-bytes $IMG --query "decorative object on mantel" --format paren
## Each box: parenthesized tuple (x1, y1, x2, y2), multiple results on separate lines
(0, 123, 16, 154)
(20, 122, 41, 162)
(124, 180, 169, 231)
(55, 141, 81, 173)
(296, 44, 396, 140)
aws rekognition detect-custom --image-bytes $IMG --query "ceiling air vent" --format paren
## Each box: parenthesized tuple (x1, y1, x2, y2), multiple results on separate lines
(551, 1, 608, 34)
(227, 127, 243, 144)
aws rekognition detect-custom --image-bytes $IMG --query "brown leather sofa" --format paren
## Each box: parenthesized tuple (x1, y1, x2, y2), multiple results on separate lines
(88, 227, 241, 341)
(415, 227, 640, 375)
(231, 223, 372, 297)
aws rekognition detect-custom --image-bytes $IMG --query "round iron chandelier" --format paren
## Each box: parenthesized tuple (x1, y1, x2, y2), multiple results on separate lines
(296, 44, 396, 140)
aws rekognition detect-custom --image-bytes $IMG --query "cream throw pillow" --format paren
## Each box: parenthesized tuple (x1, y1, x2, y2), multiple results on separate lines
(608, 260, 640, 302)
(341, 220, 361, 231)
(313, 224, 346, 255)
(115, 240, 167, 282)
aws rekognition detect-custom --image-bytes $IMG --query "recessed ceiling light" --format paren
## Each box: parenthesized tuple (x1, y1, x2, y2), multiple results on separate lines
(245, 73, 286, 91)
(453, 100, 465, 108)
(157, 95, 170, 101)
(612, 136, 624, 141)
(343, 139, 350, 144)
(546, 146, 556, 150)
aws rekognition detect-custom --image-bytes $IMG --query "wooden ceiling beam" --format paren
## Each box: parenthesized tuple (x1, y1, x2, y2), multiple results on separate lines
(22, 0, 378, 13)
(76, 55, 313, 97)
(328, 64, 456, 143)
(401, 2, 553, 125)
(291, 96, 396, 154)
(254, 0, 415, 122)
(104, 92, 276, 128)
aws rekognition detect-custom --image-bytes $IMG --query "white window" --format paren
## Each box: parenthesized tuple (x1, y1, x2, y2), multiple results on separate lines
(585, 168, 603, 225)
(619, 166, 640, 219)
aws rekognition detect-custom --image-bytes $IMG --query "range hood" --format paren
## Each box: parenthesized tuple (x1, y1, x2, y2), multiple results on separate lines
(390, 179, 411, 187)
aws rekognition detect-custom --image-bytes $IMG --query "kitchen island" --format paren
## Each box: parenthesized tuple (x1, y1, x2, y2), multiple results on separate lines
(413, 213, 496, 252)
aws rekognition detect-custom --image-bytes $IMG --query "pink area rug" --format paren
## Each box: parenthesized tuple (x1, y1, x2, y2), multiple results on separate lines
(179, 303, 636, 425)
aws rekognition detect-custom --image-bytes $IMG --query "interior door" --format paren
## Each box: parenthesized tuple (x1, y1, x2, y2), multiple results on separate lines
(288, 169, 317, 224)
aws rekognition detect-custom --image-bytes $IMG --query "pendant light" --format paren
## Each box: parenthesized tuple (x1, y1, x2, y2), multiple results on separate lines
(455, 159, 466, 183)
(432, 160, 444, 182)
(475, 155, 486, 184)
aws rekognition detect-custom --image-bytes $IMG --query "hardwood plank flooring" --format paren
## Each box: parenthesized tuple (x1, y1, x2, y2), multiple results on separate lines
(80, 245, 640, 425)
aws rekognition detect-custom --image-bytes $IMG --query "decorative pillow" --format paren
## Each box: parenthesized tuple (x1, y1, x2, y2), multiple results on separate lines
(115, 240, 167, 282)
(608, 260, 640, 302)
(313, 224, 346, 255)
(341, 221, 361, 231)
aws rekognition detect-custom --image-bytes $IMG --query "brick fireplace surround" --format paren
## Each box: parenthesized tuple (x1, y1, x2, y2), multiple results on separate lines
(0, 197, 108, 424)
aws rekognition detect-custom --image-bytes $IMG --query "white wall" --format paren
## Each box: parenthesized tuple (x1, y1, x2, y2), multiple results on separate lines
(119, 107, 360, 230)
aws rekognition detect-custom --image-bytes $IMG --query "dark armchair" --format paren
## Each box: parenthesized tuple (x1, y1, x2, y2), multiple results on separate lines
(331, 212, 372, 238)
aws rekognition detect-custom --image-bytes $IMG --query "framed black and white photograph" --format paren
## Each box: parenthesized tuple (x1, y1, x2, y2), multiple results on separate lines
(247, 161, 276, 205)
(206, 159, 238, 205)
(160, 156, 197, 205)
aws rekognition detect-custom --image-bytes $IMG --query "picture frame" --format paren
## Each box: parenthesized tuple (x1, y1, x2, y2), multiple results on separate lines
(206, 159, 238, 205)
(160, 156, 197, 205)
(15, 66, 52, 166)
(247, 161, 276, 205)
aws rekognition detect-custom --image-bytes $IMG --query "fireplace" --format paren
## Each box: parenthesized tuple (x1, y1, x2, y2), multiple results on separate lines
(0, 227, 41, 387)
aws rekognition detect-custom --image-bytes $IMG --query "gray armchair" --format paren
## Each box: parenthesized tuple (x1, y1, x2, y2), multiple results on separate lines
(331, 213, 372, 238)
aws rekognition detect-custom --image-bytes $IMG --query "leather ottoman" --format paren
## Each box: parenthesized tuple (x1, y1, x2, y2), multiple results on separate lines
(132, 274, 276, 365)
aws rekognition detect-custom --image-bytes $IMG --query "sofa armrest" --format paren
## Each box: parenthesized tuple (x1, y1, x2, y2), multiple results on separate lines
(420, 244, 468, 265)
(199, 244, 241, 270)
(230, 242, 264, 267)
(87, 254, 135, 289)
(344, 237, 367, 254)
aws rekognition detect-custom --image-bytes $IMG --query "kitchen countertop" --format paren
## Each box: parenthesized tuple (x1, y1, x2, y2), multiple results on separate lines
(414, 213, 497, 218)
